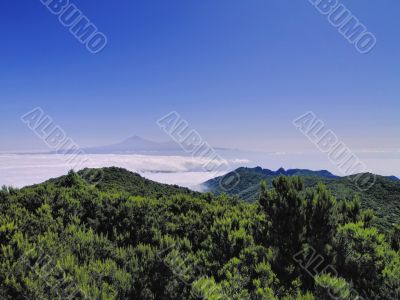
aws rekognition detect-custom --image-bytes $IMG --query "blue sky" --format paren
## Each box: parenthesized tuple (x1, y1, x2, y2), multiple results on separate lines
(1, 0, 399, 152)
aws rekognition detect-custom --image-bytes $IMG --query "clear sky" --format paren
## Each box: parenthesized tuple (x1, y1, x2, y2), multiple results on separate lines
(1, 0, 399, 152)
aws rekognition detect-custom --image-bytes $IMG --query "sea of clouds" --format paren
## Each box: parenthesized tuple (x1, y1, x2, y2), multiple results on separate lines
(0, 151, 398, 190)
(0, 154, 249, 189)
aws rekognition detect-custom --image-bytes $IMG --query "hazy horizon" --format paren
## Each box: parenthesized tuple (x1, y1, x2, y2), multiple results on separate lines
(1, 1, 399, 186)
(1, 1, 400, 153)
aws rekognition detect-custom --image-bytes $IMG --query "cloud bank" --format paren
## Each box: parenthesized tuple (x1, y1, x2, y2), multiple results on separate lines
(1, 151, 398, 190)
(0, 154, 247, 189)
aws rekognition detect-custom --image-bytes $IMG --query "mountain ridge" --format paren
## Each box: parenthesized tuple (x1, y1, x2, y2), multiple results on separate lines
(203, 166, 400, 231)
(36, 166, 200, 198)
(82, 136, 181, 154)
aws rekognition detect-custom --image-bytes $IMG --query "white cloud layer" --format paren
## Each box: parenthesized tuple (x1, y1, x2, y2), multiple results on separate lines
(0, 154, 245, 189)
(0, 152, 398, 190)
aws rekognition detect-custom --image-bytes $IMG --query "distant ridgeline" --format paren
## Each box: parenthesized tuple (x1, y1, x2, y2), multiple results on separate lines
(0, 167, 399, 299)
(203, 166, 400, 231)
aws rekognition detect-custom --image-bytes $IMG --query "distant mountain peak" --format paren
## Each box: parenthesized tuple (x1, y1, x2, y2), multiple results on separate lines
(82, 135, 180, 154)
(124, 135, 145, 141)
(120, 135, 163, 143)
(122, 135, 157, 142)
(277, 167, 286, 174)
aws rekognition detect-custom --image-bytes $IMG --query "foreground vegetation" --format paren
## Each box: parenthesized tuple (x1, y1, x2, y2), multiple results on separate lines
(205, 167, 400, 232)
(0, 167, 399, 299)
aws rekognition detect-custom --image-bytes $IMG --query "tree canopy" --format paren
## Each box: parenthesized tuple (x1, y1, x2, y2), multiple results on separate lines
(0, 168, 399, 299)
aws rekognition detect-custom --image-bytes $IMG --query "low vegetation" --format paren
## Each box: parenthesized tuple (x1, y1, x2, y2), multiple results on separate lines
(205, 167, 400, 232)
(0, 168, 399, 299)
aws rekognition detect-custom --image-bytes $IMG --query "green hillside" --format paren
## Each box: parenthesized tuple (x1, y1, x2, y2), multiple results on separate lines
(204, 167, 400, 231)
(0, 168, 399, 299)
(80, 167, 200, 198)
(40, 167, 200, 199)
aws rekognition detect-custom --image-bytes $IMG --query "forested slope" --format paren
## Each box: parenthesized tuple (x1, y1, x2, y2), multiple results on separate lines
(204, 167, 400, 232)
(0, 168, 399, 299)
